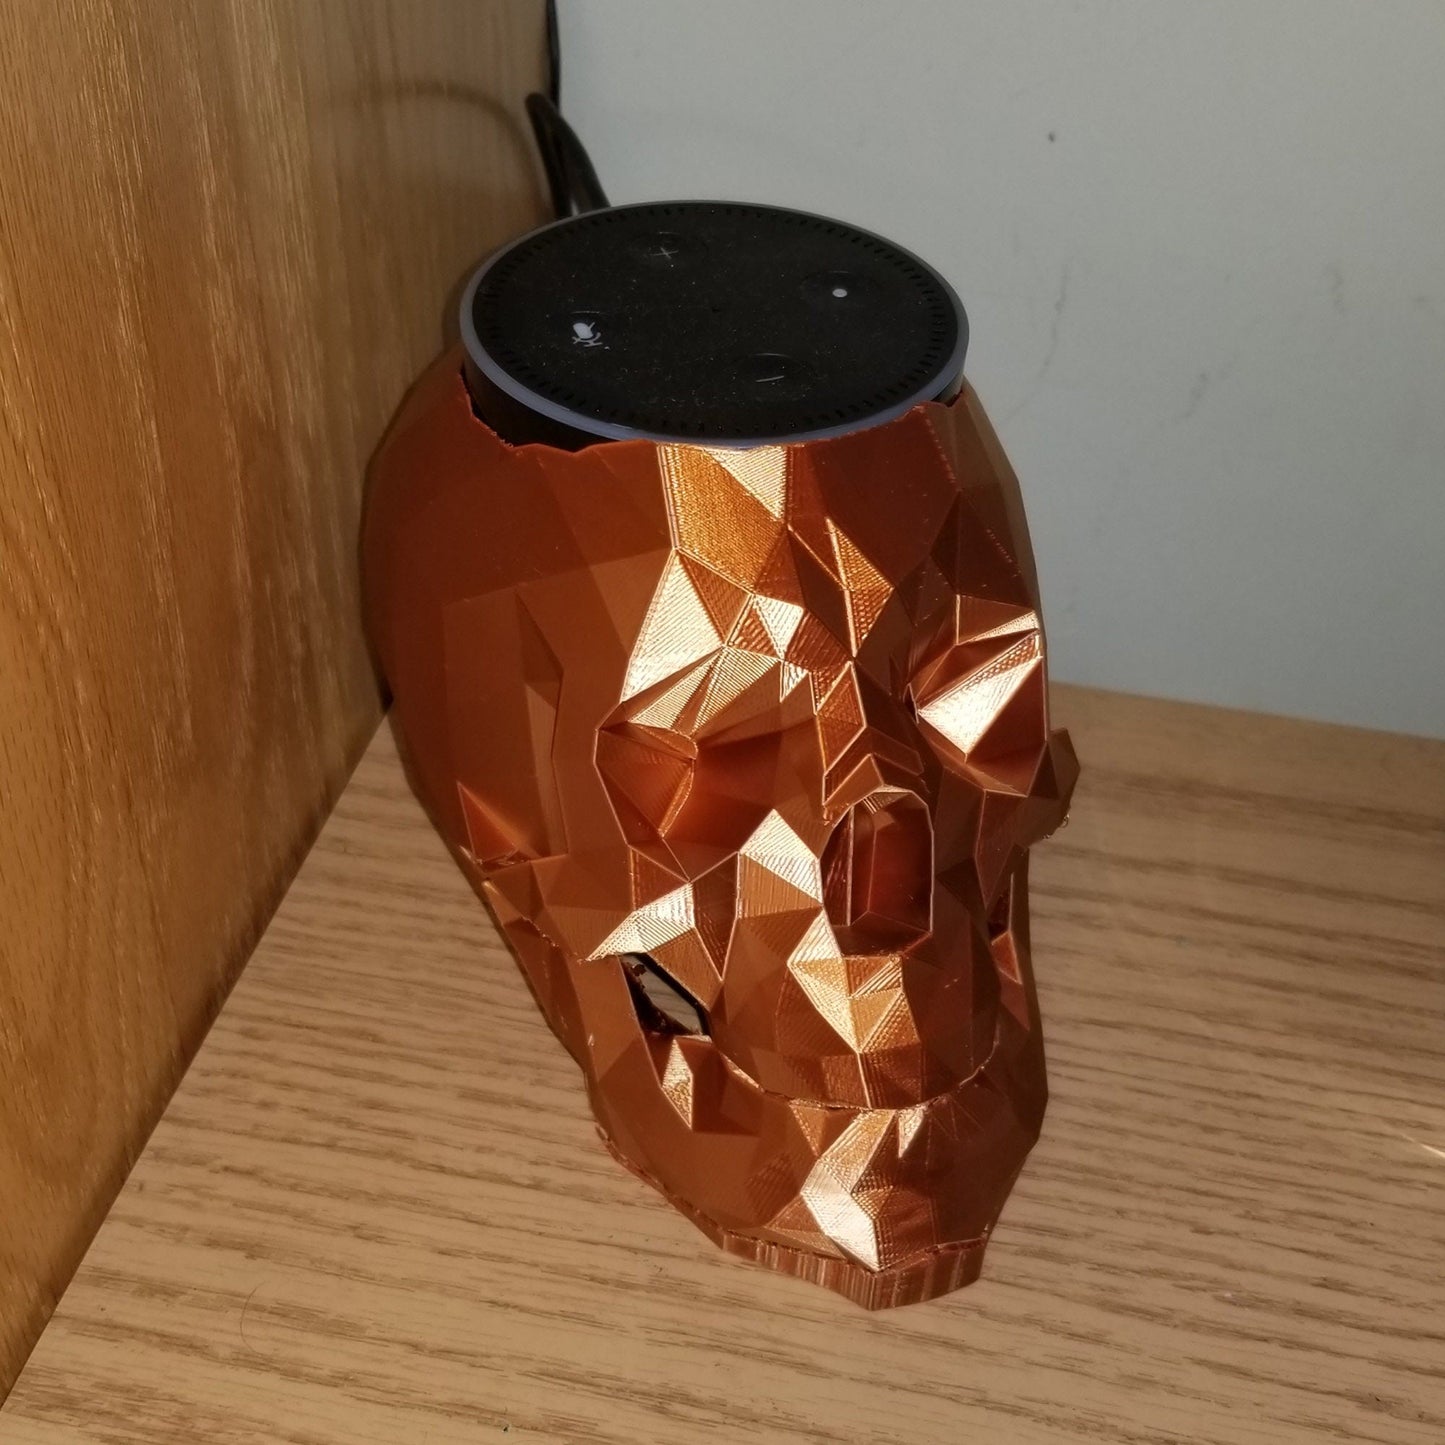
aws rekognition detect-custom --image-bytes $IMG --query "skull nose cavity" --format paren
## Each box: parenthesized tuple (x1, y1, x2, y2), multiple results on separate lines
(821, 790, 933, 948)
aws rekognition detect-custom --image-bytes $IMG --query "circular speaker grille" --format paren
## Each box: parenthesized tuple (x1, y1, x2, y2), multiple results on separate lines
(462, 201, 966, 445)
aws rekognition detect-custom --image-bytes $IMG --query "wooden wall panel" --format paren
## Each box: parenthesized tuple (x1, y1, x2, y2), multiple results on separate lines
(0, 0, 547, 1394)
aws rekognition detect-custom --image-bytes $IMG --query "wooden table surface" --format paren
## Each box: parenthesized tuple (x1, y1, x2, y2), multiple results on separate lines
(5, 686, 1443, 1444)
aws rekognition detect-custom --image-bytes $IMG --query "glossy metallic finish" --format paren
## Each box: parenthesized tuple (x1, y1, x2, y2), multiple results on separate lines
(363, 351, 1077, 1307)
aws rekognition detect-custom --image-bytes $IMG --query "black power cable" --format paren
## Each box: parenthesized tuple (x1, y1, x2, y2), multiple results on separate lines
(527, 0, 610, 218)
(545, 0, 560, 106)
(525, 94, 609, 216)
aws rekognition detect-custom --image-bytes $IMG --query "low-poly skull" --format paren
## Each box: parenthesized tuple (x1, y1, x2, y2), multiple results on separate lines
(364, 352, 1077, 1307)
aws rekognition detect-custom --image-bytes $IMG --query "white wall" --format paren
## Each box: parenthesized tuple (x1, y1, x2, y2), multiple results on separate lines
(559, 1, 1445, 737)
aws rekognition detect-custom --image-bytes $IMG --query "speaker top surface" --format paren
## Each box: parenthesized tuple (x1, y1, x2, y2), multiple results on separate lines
(461, 200, 967, 447)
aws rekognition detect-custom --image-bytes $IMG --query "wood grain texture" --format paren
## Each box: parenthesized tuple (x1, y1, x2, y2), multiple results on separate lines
(0, 0, 546, 1395)
(3, 685, 1442, 1443)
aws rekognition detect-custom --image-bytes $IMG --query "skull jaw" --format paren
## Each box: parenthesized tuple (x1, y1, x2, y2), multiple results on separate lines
(577, 960, 1043, 1310)
(598, 1127, 991, 1309)
(478, 858, 1045, 1309)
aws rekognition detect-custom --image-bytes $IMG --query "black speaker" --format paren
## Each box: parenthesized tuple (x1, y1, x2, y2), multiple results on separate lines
(461, 200, 967, 449)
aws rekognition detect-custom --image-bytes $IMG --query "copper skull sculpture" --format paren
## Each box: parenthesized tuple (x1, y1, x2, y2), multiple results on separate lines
(363, 351, 1077, 1308)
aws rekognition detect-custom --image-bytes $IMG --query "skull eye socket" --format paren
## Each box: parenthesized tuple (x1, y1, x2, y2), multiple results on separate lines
(910, 630, 1045, 781)
(625, 953, 709, 1036)
(599, 722, 785, 872)
(597, 724, 696, 839)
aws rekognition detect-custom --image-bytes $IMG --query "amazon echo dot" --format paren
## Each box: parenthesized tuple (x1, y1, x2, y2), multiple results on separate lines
(460, 200, 968, 448)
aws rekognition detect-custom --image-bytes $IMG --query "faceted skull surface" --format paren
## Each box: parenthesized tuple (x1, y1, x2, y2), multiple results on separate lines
(364, 353, 1078, 1307)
